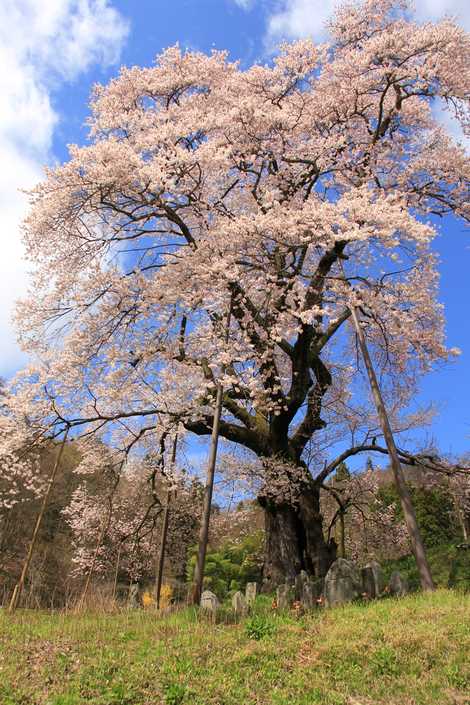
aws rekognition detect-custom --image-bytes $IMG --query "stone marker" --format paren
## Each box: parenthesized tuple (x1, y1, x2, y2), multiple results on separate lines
(301, 581, 316, 609)
(232, 591, 248, 616)
(294, 571, 322, 609)
(245, 582, 257, 605)
(311, 577, 324, 601)
(324, 558, 362, 607)
(127, 583, 140, 609)
(200, 589, 219, 614)
(276, 583, 294, 610)
(361, 561, 384, 599)
(294, 571, 305, 601)
(295, 570, 314, 600)
(388, 571, 408, 597)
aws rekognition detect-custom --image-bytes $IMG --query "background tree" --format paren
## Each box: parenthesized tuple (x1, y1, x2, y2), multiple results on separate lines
(63, 443, 202, 595)
(322, 461, 409, 562)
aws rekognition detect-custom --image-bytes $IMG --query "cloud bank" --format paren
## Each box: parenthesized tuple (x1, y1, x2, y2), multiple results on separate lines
(0, 0, 129, 376)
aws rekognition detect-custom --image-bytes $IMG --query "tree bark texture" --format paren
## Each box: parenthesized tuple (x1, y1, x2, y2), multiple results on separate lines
(260, 482, 336, 590)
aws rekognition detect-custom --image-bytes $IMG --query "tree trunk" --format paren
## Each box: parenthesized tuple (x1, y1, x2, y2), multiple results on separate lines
(338, 511, 346, 558)
(260, 483, 336, 590)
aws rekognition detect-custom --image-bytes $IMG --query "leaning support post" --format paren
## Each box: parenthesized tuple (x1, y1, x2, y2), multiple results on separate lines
(191, 301, 232, 605)
(155, 433, 178, 609)
(345, 278, 434, 591)
(9, 427, 70, 613)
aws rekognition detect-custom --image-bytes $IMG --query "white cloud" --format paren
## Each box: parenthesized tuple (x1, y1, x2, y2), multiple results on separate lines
(232, 0, 255, 8)
(266, 0, 470, 44)
(413, 0, 470, 29)
(267, 0, 335, 43)
(0, 1, 129, 377)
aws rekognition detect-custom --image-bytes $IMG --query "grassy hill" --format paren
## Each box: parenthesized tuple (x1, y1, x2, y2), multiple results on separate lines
(1, 590, 469, 705)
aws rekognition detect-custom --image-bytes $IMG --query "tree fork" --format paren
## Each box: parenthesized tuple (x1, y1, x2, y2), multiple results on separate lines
(8, 426, 70, 613)
(345, 276, 435, 591)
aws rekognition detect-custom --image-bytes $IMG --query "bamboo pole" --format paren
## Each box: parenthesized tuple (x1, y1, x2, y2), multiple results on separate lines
(8, 427, 70, 612)
(343, 265, 434, 590)
(155, 433, 178, 608)
(191, 303, 232, 605)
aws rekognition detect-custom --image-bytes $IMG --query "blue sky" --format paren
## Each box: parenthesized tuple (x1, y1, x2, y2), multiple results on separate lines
(1, 0, 469, 461)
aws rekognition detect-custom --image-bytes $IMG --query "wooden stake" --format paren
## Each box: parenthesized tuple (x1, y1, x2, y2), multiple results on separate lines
(8, 427, 70, 613)
(155, 433, 178, 609)
(191, 303, 232, 605)
(344, 269, 434, 591)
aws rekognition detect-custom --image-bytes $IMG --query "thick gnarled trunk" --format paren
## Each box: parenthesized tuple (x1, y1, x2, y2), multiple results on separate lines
(260, 483, 336, 590)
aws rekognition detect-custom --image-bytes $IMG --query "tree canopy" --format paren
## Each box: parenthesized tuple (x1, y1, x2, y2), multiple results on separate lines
(3, 0, 469, 584)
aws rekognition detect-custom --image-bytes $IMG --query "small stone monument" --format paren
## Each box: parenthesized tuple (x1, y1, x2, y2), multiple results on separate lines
(295, 570, 309, 601)
(245, 582, 257, 606)
(301, 580, 316, 609)
(200, 589, 219, 616)
(232, 591, 248, 616)
(311, 577, 324, 601)
(324, 558, 362, 607)
(293, 570, 320, 609)
(127, 583, 140, 609)
(276, 583, 294, 610)
(388, 571, 408, 597)
(361, 561, 384, 599)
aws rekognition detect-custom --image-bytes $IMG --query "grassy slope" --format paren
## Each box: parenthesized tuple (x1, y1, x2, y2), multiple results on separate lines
(1, 590, 469, 705)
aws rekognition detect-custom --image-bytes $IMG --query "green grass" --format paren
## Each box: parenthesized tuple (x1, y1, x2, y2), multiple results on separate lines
(1, 590, 469, 704)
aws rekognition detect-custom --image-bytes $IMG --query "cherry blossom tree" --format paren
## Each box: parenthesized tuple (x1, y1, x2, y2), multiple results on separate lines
(0, 417, 44, 513)
(10, 0, 470, 587)
(322, 461, 409, 562)
(63, 439, 201, 594)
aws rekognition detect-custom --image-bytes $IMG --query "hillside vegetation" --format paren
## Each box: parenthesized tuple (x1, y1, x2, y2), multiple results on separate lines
(1, 590, 469, 705)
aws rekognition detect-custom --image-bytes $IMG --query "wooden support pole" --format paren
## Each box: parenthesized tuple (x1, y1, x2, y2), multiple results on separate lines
(191, 303, 232, 605)
(8, 427, 70, 613)
(344, 271, 434, 591)
(155, 433, 178, 609)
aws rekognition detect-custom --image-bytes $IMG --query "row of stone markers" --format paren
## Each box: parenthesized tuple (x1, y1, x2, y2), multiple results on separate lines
(200, 581, 258, 618)
(199, 559, 409, 618)
(276, 559, 409, 611)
